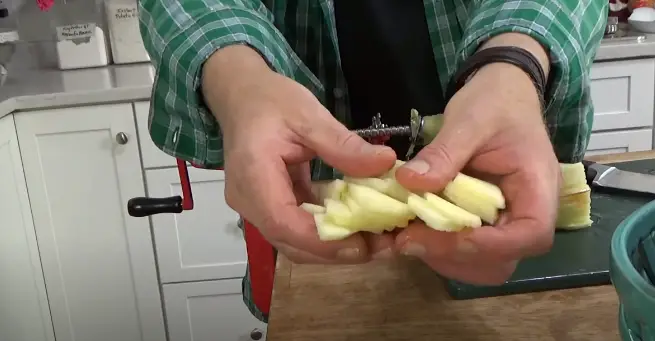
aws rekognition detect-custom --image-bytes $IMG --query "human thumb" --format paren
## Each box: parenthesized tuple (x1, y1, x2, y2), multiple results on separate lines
(300, 119, 396, 177)
(395, 116, 483, 192)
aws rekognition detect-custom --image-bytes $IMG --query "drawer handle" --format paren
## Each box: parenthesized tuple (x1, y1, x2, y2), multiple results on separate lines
(250, 329, 263, 340)
(116, 132, 129, 145)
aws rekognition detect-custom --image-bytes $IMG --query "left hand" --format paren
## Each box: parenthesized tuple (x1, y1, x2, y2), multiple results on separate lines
(393, 62, 561, 285)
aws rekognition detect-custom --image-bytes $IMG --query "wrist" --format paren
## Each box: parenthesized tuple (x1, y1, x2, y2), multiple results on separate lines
(201, 44, 273, 122)
(470, 62, 542, 109)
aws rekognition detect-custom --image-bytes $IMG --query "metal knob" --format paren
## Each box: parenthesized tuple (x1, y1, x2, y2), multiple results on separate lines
(115, 132, 129, 145)
(250, 329, 263, 340)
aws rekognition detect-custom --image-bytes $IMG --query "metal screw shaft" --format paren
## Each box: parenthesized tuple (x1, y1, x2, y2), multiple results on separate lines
(354, 126, 412, 138)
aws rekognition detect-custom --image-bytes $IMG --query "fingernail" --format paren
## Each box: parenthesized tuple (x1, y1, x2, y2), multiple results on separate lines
(337, 248, 361, 261)
(372, 248, 394, 260)
(401, 243, 426, 257)
(403, 159, 430, 175)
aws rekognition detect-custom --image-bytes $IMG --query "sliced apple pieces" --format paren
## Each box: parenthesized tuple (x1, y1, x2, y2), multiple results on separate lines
(300, 202, 326, 214)
(556, 162, 593, 230)
(298, 158, 593, 241)
(314, 213, 356, 241)
(559, 163, 591, 196)
(423, 192, 482, 228)
(407, 193, 460, 231)
(556, 190, 593, 230)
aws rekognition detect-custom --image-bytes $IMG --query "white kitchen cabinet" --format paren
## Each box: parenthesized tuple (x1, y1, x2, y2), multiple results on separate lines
(585, 128, 653, 157)
(0, 114, 55, 341)
(135, 101, 178, 169)
(590, 59, 655, 132)
(14, 104, 166, 341)
(163, 279, 267, 341)
(146, 167, 246, 283)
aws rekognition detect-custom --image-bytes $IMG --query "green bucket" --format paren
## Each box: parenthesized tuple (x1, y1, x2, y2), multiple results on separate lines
(610, 199, 655, 341)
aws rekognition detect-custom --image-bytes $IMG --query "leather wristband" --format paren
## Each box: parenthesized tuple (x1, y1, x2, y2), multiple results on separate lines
(445, 46, 548, 109)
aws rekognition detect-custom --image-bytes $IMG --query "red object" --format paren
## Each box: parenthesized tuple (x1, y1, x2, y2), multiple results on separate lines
(36, 0, 55, 11)
(175, 132, 392, 316)
(184, 161, 275, 315)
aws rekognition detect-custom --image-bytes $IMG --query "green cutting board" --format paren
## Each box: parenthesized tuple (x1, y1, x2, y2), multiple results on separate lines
(446, 158, 655, 299)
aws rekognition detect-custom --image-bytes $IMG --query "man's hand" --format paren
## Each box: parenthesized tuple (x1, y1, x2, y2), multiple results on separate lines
(202, 45, 397, 264)
(394, 57, 560, 284)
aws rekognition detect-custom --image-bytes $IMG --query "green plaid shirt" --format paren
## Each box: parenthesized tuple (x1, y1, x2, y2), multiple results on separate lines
(139, 0, 607, 322)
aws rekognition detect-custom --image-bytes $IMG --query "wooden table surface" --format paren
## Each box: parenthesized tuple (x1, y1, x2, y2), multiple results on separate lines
(266, 151, 655, 341)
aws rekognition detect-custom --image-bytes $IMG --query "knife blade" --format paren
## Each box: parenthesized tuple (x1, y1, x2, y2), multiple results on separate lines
(582, 159, 655, 195)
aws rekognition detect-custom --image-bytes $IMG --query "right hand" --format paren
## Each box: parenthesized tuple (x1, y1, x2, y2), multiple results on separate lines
(202, 46, 397, 264)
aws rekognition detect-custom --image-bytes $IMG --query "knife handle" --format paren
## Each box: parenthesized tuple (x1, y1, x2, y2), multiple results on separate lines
(581, 160, 597, 186)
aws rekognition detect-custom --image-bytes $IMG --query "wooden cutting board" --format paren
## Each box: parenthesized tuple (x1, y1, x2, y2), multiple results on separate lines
(446, 157, 655, 299)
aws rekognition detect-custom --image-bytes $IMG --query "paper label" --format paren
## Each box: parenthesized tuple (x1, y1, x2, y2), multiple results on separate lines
(113, 6, 138, 20)
(0, 30, 19, 44)
(56, 23, 96, 41)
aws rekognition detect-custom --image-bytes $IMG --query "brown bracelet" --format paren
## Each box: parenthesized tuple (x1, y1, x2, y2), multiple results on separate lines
(446, 46, 548, 109)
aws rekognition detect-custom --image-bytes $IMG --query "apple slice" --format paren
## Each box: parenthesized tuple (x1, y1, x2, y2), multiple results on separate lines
(556, 190, 593, 230)
(314, 213, 356, 241)
(443, 173, 505, 209)
(300, 202, 326, 214)
(343, 176, 411, 203)
(316, 179, 347, 202)
(559, 163, 591, 196)
(440, 189, 499, 224)
(343, 177, 391, 194)
(324, 198, 357, 227)
(423, 192, 482, 228)
(343, 196, 390, 233)
(347, 183, 414, 219)
(407, 193, 460, 231)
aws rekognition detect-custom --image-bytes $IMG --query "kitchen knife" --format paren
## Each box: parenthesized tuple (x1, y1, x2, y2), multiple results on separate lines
(582, 159, 655, 195)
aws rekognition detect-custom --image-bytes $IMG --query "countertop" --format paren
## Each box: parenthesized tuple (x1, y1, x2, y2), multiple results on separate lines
(265, 151, 655, 341)
(0, 62, 155, 119)
(595, 31, 655, 61)
(0, 31, 654, 120)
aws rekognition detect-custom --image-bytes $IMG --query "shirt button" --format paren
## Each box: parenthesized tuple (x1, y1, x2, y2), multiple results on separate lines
(333, 88, 345, 99)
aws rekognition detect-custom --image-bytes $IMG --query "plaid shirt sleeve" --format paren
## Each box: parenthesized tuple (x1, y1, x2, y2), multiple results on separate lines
(138, 0, 303, 168)
(457, 0, 608, 163)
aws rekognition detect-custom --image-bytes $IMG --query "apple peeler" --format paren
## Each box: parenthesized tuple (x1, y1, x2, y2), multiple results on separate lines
(126, 111, 435, 318)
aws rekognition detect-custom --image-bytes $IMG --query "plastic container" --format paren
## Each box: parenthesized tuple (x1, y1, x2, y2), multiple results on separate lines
(105, 0, 150, 64)
(610, 199, 655, 341)
(55, 24, 109, 69)
(51, 0, 109, 70)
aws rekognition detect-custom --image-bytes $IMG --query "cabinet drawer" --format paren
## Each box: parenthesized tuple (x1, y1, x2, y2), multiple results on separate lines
(135, 101, 177, 169)
(146, 167, 246, 283)
(590, 59, 655, 132)
(585, 129, 653, 157)
(163, 279, 267, 341)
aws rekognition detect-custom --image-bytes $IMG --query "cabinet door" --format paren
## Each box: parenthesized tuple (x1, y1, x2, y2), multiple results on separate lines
(164, 280, 267, 341)
(585, 128, 653, 157)
(0, 114, 55, 341)
(146, 167, 246, 283)
(590, 59, 655, 131)
(134, 101, 176, 169)
(15, 104, 166, 341)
